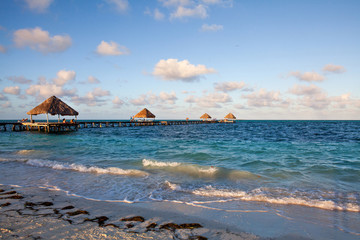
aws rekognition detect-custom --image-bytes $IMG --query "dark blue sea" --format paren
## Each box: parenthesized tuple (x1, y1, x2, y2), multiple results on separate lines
(1, 120, 359, 237)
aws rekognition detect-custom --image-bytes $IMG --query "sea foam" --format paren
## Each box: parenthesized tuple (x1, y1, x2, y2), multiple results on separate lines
(142, 159, 218, 178)
(25, 159, 148, 177)
(192, 186, 360, 212)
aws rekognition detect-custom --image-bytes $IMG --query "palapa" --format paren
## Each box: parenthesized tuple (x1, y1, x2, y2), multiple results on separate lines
(200, 113, 212, 119)
(27, 96, 78, 122)
(133, 108, 156, 119)
(224, 113, 236, 119)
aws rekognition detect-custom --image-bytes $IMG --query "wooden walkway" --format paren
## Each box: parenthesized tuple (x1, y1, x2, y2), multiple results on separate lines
(0, 120, 233, 133)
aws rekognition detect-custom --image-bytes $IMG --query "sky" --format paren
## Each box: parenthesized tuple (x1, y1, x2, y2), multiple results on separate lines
(0, 0, 360, 120)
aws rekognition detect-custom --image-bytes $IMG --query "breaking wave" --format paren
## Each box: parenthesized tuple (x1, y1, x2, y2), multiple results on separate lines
(2, 158, 148, 177)
(142, 159, 259, 179)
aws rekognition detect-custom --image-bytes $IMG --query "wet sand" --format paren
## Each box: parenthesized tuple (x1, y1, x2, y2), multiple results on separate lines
(1, 184, 358, 240)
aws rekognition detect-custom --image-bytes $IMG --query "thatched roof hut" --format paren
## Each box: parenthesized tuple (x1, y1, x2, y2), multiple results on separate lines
(133, 108, 155, 119)
(27, 96, 78, 122)
(200, 113, 212, 120)
(224, 113, 236, 119)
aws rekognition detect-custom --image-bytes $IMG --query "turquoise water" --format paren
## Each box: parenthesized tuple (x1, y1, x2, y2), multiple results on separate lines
(1, 120, 359, 234)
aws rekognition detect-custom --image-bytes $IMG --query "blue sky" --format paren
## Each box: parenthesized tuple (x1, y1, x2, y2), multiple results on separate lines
(0, 0, 359, 120)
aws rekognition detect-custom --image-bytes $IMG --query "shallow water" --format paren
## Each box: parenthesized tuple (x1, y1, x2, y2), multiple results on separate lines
(1, 120, 359, 236)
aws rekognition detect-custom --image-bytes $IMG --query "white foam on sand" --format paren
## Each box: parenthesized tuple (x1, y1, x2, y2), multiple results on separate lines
(191, 186, 360, 212)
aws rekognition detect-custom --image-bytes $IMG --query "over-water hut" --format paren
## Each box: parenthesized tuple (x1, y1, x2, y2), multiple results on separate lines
(200, 113, 212, 121)
(224, 113, 236, 122)
(27, 96, 79, 123)
(133, 108, 156, 121)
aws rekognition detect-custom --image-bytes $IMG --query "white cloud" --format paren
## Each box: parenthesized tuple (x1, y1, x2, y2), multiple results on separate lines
(154, 8, 165, 20)
(145, 8, 165, 20)
(185, 92, 232, 108)
(7, 76, 32, 84)
(130, 92, 159, 106)
(3, 86, 21, 95)
(289, 84, 330, 110)
(201, 24, 223, 32)
(53, 70, 76, 86)
(289, 84, 359, 110)
(0, 93, 8, 101)
(160, 0, 192, 7)
(96, 41, 130, 56)
(112, 96, 125, 108)
(24, 0, 53, 13)
(332, 93, 351, 109)
(153, 58, 215, 82)
(289, 71, 325, 82)
(26, 82, 77, 99)
(160, 0, 231, 21)
(13, 27, 72, 53)
(214, 81, 246, 92)
(323, 64, 346, 74)
(71, 87, 110, 106)
(92, 87, 111, 97)
(130, 91, 178, 106)
(1, 101, 11, 108)
(29, 84, 76, 98)
(201, 0, 233, 6)
(0, 45, 6, 53)
(106, 0, 129, 13)
(159, 91, 178, 104)
(170, 4, 208, 19)
(87, 76, 100, 84)
(289, 84, 322, 96)
(243, 89, 288, 108)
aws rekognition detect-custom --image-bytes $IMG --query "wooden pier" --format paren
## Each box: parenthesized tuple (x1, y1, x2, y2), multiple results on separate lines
(0, 122, 78, 132)
(0, 120, 232, 133)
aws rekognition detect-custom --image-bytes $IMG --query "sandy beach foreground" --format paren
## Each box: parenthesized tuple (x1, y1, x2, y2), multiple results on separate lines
(0, 184, 262, 240)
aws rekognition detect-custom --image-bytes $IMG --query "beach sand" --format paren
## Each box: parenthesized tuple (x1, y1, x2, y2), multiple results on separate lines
(1, 184, 358, 240)
(0, 184, 260, 240)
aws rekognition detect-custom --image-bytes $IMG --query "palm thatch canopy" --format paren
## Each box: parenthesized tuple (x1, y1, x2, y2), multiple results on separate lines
(224, 113, 236, 119)
(27, 96, 78, 116)
(134, 108, 155, 118)
(200, 113, 212, 119)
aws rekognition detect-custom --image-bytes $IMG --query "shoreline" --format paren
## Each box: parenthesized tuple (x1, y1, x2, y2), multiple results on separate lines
(1, 183, 359, 239)
(0, 184, 260, 240)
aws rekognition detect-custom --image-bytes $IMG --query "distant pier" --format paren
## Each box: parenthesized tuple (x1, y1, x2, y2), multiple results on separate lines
(0, 120, 233, 133)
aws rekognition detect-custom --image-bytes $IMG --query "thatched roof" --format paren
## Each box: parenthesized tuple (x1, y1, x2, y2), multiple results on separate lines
(224, 113, 236, 119)
(134, 108, 155, 118)
(200, 113, 212, 119)
(27, 96, 78, 116)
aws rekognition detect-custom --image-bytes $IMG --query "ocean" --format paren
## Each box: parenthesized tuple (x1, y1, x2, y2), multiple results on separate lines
(0, 120, 359, 237)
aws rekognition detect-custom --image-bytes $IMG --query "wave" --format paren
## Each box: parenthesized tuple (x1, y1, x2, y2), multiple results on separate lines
(142, 159, 259, 180)
(142, 159, 219, 178)
(143, 159, 181, 167)
(16, 150, 37, 155)
(1, 157, 148, 177)
(27, 159, 149, 177)
(191, 186, 360, 212)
